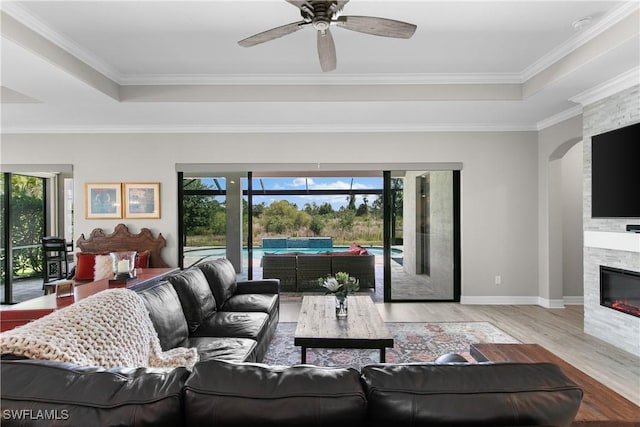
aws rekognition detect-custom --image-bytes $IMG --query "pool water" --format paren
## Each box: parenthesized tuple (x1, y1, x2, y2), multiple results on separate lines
(184, 246, 398, 258)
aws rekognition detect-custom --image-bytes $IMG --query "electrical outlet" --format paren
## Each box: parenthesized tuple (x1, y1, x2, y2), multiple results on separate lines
(495, 275, 502, 286)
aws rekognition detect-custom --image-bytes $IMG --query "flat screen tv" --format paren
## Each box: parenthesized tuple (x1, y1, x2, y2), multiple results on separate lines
(591, 121, 640, 218)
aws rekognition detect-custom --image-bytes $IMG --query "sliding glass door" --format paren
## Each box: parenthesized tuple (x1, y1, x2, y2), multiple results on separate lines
(178, 167, 459, 302)
(1, 174, 7, 303)
(1, 173, 46, 304)
(180, 175, 229, 268)
(384, 170, 460, 301)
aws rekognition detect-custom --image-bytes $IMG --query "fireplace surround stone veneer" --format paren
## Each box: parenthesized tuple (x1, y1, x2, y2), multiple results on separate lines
(582, 84, 640, 356)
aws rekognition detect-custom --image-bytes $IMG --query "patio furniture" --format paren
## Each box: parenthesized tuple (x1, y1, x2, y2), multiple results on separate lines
(331, 255, 376, 289)
(296, 255, 332, 291)
(261, 250, 375, 292)
(261, 254, 297, 292)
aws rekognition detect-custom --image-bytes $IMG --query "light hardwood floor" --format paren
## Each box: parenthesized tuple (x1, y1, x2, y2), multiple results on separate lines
(280, 300, 640, 406)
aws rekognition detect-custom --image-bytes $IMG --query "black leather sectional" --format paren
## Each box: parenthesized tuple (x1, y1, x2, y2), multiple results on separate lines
(0, 258, 584, 426)
(139, 258, 279, 363)
(1, 357, 583, 426)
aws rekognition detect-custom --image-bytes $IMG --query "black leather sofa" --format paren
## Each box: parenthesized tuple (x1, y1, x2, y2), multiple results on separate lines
(0, 258, 584, 426)
(1, 357, 582, 427)
(139, 257, 280, 363)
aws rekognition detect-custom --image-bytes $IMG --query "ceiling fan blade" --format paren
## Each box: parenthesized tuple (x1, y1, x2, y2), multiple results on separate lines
(238, 21, 307, 47)
(336, 1, 351, 12)
(317, 29, 336, 72)
(336, 16, 417, 39)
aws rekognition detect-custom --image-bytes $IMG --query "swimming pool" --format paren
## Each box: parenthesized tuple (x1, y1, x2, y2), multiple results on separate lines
(184, 246, 399, 258)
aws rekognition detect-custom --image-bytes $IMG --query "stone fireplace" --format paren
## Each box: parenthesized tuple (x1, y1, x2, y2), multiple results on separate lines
(582, 84, 640, 356)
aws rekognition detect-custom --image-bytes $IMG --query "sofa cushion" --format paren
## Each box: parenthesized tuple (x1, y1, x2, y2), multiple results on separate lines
(184, 360, 367, 427)
(168, 268, 217, 333)
(197, 258, 237, 309)
(235, 279, 280, 295)
(222, 293, 279, 317)
(1, 359, 189, 427)
(137, 281, 189, 350)
(192, 311, 269, 342)
(361, 362, 583, 427)
(182, 337, 257, 363)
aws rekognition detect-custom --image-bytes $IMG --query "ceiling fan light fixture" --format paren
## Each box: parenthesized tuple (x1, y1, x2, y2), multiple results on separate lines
(313, 17, 331, 31)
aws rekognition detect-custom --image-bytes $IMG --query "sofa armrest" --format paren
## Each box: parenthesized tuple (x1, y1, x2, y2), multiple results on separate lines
(236, 279, 280, 294)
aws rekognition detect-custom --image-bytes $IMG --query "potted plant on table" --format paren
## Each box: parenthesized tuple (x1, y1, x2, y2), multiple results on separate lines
(319, 271, 359, 318)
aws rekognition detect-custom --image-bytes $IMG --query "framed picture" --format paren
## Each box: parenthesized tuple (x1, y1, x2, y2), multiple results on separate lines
(85, 183, 122, 219)
(124, 182, 161, 219)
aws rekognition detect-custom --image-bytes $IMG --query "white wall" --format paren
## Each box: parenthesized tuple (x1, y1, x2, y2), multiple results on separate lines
(0, 130, 540, 300)
(537, 115, 583, 306)
(561, 142, 584, 298)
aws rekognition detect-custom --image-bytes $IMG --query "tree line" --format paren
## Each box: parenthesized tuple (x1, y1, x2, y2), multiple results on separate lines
(182, 179, 403, 247)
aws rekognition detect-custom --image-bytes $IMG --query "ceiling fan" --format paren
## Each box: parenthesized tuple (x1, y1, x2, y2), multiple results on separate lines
(238, 0, 417, 72)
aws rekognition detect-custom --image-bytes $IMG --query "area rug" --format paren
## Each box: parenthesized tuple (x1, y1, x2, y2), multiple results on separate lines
(262, 321, 519, 368)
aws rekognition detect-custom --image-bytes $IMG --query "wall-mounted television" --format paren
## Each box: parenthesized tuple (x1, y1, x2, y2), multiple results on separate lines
(591, 121, 640, 218)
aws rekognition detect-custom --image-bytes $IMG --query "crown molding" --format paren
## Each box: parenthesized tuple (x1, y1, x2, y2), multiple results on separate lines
(520, 1, 640, 82)
(0, 3, 123, 83)
(570, 66, 640, 105)
(0, 122, 537, 135)
(119, 73, 523, 86)
(536, 104, 583, 131)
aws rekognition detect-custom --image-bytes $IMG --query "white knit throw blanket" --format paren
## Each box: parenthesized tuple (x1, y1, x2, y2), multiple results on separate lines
(0, 288, 199, 370)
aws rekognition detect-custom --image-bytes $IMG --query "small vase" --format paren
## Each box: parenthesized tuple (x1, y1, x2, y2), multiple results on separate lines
(335, 295, 348, 318)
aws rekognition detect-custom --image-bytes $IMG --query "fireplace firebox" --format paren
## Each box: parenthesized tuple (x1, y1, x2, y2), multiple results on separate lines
(600, 266, 640, 318)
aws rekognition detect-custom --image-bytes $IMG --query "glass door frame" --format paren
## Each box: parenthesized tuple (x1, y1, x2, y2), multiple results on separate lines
(2, 173, 12, 304)
(1, 172, 48, 304)
(383, 170, 461, 303)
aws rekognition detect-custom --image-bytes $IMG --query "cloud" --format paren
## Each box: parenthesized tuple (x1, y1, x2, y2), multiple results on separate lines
(291, 178, 314, 187)
(308, 180, 373, 190)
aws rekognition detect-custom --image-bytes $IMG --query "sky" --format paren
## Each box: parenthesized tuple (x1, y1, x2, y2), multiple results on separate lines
(199, 176, 383, 210)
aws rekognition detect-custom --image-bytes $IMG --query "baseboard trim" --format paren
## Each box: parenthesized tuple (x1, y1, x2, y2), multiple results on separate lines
(461, 295, 584, 307)
(563, 296, 584, 305)
(461, 296, 540, 305)
(538, 297, 566, 309)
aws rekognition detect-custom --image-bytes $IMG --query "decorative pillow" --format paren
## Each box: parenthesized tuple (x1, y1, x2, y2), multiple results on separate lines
(348, 243, 369, 255)
(135, 250, 151, 269)
(75, 253, 97, 281)
(94, 255, 113, 280)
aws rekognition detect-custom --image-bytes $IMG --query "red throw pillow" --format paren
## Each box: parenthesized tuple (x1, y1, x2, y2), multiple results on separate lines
(348, 243, 369, 255)
(75, 253, 97, 280)
(135, 250, 151, 269)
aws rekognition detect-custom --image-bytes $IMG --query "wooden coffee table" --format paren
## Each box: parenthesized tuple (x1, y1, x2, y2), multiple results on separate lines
(470, 343, 640, 427)
(294, 295, 394, 364)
